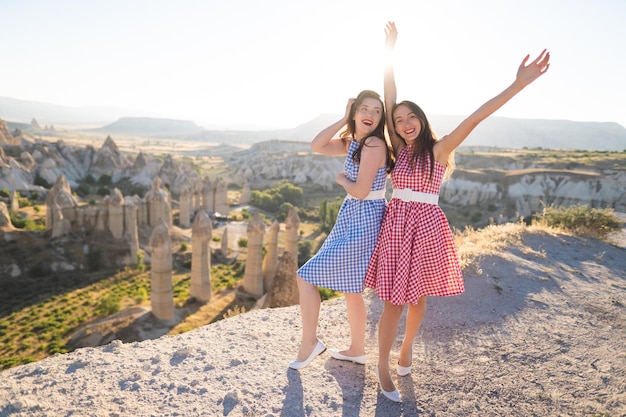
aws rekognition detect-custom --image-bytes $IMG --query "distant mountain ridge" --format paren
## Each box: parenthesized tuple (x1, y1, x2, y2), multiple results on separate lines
(94, 117, 203, 136)
(0, 96, 162, 125)
(279, 114, 626, 151)
(1, 96, 625, 150)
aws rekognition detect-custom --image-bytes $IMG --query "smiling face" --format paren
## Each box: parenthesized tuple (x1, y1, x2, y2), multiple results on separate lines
(353, 97, 383, 139)
(393, 103, 422, 144)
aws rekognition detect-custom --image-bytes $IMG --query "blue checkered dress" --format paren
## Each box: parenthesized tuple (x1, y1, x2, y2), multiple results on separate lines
(298, 140, 388, 293)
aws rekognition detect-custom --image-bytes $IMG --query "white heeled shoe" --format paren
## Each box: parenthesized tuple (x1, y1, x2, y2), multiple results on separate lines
(396, 363, 412, 376)
(289, 340, 326, 370)
(374, 365, 400, 402)
(397, 347, 413, 376)
(328, 349, 366, 365)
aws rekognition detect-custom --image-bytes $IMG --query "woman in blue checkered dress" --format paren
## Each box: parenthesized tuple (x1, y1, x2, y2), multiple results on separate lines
(289, 90, 392, 370)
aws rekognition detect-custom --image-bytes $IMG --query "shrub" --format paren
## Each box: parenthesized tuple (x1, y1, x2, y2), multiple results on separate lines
(96, 294, 121, 316)
(250, 181, 304, 213)
(535, 205, 622, 239)
(317, 197, 343, 233)
(97, 174, 113, 186)
(240, 208, 251, 220)
(237, 237, 248, 248)
(318, 287, 340, 301)
(276, 202, 295, 222)
(136, 287, 148, 304)
(136, 252, 146, 273)
(297, 240, 313, 267)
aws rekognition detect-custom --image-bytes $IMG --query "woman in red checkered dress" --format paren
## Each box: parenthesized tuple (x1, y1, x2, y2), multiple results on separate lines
(365, 22, 551, 402)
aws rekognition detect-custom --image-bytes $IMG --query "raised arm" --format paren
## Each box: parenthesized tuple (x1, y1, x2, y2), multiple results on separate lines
(384, 21, 404, 155)
(310, 98, 354, 156)
(434, 50, 551, 164)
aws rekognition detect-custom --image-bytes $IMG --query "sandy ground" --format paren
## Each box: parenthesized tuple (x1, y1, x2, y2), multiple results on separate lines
(0, 224, 625, 417)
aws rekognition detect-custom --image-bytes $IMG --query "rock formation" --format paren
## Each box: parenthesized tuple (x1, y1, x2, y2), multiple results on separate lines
(267, 251, 299, 308)
(0, 201, 13, 230)
(0, 118, 19, 145)
(178, 183, 193, 228)
(124, 197, 139, 265)
(262, 220, 280, 293)
(202, 177, 213, 213)
(9, 190, 19, 212)
(242, 212, 265, 298)
(190, 210, 213, 302)
(149, 219, 174, 321)
(145, 177, 171, 228)
(239, 180, 251, 204)
(213, 177, 229, 216)
(285, 207, 300, 265)
(91, 136, 127, 180)
(45, 174, 78, 233)
(108, 188, 125, 239)
(220, 226, 229, 258)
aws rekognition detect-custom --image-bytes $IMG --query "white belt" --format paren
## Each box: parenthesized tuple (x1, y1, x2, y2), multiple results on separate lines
(346, 189, 386, 200)
(392, 188, 439, 205)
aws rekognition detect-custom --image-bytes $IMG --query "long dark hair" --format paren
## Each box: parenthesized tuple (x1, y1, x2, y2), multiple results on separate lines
(340, 90, 394, 173)
(392, 100, 438, 180)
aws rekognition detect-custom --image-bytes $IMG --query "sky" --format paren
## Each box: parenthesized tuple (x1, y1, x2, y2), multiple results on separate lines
(1, 0, 625, 131)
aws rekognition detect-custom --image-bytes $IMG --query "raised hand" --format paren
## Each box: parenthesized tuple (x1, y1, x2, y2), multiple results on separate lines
(385, 21, 397, 52)
(516, 49, 551, 87)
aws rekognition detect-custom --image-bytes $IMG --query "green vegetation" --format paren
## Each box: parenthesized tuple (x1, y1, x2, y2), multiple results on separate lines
(74, 173, 148, 199)
(8, 210, 45, 231)
(250, 181, 304, 213)
(535, 205, 622, 240)
(318, 197, 343, 233)
(0, 258, 247, 371)
(457, 147, 626, 170)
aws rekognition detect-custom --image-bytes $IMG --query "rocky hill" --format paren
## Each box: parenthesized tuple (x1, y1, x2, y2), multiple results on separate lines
(0, 224, 624, 416)
(94, 117, 203, 136)
(2, 134, 623, 229)
(225, 141, 625, 223)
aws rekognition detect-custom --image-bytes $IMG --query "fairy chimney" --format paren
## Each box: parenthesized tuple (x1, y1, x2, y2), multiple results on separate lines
(267, 251, 299, 308)
(124, 197, 139, 265)
(285, 207, 300, 265)
(242, 212, 265, 298)
(221, 226, 229, 258)
(149, 219, 174, 321)
(262, 220, 280, 293)
(239, 180, 251, 205)
(179, 184, 193, 228)
(190, 210, 213, 302)
(45, 174, 78, 232)
(202, 177, 214, 213)
(108, 188, 125, 239)
(0, 202, 14, 230)
(145, 177, 171, 228)
(214, 177, 229, 216)
(193, 179, 203, 212)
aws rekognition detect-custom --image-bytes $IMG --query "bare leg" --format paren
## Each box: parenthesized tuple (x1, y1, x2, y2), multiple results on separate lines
(341, 293, 366, 356)
(399, 297, 427, 367)
(296, 275, 321, 361)
(377, 301, 404, 392)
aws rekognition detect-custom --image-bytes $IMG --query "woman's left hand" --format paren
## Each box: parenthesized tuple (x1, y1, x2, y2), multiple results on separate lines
(516, 49, 550, 86)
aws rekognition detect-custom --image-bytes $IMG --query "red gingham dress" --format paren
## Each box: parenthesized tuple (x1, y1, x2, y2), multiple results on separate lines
(364, 144, 464, 305)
